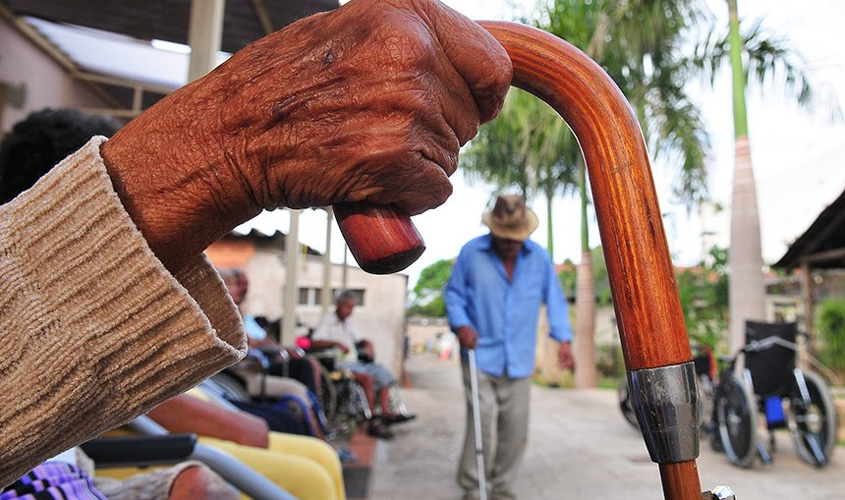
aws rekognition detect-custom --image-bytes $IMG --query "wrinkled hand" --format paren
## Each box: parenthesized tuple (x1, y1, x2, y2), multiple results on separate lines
(101, 0, 512, 272)
(456, 326, 478, 349)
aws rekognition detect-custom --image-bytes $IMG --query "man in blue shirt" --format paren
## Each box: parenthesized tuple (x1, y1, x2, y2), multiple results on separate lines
(445, 194, 574, 500)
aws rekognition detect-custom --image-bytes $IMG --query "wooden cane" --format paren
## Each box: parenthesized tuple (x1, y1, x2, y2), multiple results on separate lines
(334, 21, 703, 498)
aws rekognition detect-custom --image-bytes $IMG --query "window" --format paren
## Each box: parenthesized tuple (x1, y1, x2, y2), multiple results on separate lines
(298, 288, 310, 305)
(299, 287, 366, 306)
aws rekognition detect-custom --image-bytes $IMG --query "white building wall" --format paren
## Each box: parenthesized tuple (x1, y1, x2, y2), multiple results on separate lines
(241, 250, 409, 377)
(1, 18, 106, 133)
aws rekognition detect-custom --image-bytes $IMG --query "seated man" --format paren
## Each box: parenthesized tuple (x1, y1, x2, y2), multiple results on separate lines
(311, 291, 415, 439)
(220, 268, 323, 398)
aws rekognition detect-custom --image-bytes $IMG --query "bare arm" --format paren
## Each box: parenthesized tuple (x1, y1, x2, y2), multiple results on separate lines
(147, 394, 270, 449)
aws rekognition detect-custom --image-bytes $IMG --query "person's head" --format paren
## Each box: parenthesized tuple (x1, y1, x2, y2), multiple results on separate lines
(0, 108, 121, 204)
(334, 290, 357, 321)
(482, 194, 538, 259)
(220, 268, 249, 306)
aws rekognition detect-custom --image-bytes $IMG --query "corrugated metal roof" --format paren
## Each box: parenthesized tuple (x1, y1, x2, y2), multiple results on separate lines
(1, 0, 339, 114)
(2, 0, 339, 54)
(772, 188, 845, 270)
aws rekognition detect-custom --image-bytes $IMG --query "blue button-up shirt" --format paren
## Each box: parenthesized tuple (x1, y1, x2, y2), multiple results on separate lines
(444, 234, 572, 379)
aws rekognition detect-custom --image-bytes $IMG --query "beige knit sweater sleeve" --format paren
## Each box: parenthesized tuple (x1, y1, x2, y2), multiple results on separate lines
(0, 137, 247, 486)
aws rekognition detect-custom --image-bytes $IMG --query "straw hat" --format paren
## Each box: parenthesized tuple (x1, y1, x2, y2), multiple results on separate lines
(482, 194, 539, 241)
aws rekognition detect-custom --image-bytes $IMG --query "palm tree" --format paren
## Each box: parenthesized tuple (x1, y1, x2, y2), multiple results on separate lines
(692, 0, 835, 352)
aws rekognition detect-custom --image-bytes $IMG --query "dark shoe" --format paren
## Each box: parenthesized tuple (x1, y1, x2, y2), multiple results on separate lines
(382, 412, 417, 425)
(367, 420, 394, 439)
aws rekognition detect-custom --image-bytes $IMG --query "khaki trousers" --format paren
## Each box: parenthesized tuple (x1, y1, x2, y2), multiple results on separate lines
(457, 356, 531, 500)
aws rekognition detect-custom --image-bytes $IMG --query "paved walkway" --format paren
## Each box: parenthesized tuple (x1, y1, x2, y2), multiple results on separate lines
(368, 352, 845, 500)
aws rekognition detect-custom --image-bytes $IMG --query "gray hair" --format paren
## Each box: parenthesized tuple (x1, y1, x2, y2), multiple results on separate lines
(336, 290, 356, 305)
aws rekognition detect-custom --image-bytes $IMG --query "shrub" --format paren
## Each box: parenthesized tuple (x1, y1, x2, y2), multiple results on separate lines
(816, 297, 845, 374)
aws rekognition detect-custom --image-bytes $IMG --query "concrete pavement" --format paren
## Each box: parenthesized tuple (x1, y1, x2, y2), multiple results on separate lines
(368, 353, 845, 500)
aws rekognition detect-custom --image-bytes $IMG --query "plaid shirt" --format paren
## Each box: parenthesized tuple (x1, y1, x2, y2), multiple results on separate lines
(1, 462, 107, 500)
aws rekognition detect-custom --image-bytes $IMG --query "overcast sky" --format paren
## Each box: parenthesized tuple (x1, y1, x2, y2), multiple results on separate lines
(237, 0, 845, 287)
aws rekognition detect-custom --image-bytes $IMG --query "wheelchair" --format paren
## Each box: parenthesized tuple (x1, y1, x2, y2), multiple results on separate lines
(304, 340, 413, 438)
(712, 321, 838, 468)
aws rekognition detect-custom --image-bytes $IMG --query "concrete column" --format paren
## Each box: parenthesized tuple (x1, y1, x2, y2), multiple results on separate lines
(321, 208, 334, 315)
(342, 245, 349, 291)
(187, 0, 225, 82)
(282, 209, 301, 345)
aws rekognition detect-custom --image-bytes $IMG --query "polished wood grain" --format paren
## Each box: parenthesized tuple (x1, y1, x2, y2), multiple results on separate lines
(660, 462, 704, 500)
(478, 22, 701, 499)
(334, 202, 425, 275)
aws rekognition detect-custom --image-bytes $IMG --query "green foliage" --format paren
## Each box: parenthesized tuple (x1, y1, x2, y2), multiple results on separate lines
(558, 259, 577, 299)
(816, 297, 845, 374)
(408, 259, 453, 317)
(557, 246, 611, 305)
(691, 18, 841, 122)
(675, 246, 729, 350)
(539, 0, 711, 209)
(596, 344, 625, 379)
(461, 88, 580, 203)
(591, 245, 611, 305)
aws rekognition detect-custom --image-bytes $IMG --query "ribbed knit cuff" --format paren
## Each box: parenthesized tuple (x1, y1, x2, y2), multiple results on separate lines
(0, 137, 247, 486)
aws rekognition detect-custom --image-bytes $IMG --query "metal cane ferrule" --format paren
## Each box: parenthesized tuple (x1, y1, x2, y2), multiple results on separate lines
(628, 361, 699, 464)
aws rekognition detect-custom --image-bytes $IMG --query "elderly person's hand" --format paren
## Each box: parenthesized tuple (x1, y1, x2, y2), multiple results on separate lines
(100, 0, 512, 272)
(456, 325, 478, 349)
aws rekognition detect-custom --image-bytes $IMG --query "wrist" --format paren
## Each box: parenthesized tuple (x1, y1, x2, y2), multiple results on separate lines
(100, 84, 259, 272)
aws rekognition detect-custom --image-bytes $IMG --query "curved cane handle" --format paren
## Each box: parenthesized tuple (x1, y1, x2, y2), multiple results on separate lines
(479, 22, 700, 499)
(336, 25, 690, 366)
(335, 21, 702, 498)
(338, 22, 689, 361)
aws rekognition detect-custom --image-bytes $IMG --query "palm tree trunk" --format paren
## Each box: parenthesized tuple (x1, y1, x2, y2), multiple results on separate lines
(574, 159, 597, 387)
(545, 181, 554, 257)
(727, 0, 766, 353)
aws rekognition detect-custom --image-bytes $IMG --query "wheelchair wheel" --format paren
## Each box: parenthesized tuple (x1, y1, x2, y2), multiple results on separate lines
(617, 378, 640, 430)
(698, 373, 716, 435)
(717, 373, 758, 467)
(787, 370, 837, 467)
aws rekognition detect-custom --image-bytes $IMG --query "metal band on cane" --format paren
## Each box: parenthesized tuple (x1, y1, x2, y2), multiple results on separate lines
(627, 362, 700, 464)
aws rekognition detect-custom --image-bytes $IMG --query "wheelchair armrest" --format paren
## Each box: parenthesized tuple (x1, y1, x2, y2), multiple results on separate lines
(80, 434, 197, 468)
(256, 345, 291, 362)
